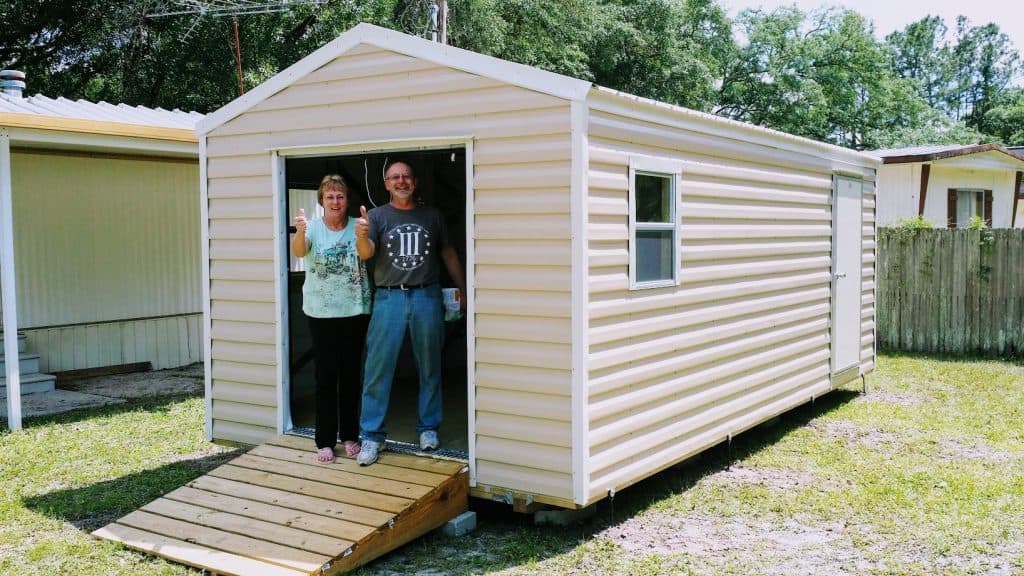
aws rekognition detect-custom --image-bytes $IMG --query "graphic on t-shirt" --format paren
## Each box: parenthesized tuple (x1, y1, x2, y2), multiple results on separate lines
(384, 223, 431, 270)
(309, 240, 367, 303)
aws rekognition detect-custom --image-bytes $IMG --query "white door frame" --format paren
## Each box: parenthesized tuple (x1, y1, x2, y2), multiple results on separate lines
(272, 136, 476, 482)
(831, 175, 864, 379)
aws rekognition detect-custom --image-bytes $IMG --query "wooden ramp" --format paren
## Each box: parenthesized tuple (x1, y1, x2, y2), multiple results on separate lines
(93, 435, 469, 575)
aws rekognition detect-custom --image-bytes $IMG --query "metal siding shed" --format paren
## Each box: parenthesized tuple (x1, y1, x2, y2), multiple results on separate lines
(197, 23, 880, 510)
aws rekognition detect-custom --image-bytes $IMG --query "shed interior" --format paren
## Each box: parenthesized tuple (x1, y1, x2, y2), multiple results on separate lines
(284, 148, 469, 454)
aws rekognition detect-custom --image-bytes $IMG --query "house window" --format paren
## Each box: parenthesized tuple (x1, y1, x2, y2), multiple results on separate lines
(630, 159, 681, 289)
(947, 188, 992, 228)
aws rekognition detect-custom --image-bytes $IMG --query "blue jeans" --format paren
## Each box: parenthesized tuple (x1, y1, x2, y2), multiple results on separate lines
(360, 284, 445, 443)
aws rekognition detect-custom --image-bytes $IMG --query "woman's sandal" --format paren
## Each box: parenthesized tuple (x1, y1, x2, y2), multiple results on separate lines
(316, 446, 335, 464)
(343, 440, 361, 459)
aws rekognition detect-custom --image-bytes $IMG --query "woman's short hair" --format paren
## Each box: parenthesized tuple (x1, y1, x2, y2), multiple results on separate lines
(317, 174, 348, 205)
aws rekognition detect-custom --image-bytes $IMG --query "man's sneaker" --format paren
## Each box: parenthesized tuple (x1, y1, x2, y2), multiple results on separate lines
(419, 430, 440, 451)
(356, 439, 382, 466)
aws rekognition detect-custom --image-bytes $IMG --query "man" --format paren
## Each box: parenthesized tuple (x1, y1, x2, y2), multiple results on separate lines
(354, 160, 466, 466)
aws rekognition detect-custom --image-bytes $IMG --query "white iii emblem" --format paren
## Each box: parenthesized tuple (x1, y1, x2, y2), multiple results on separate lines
(385, 224, 431, 270)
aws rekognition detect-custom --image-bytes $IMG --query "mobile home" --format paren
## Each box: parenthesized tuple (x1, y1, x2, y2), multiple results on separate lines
(1, 72, 203, 431)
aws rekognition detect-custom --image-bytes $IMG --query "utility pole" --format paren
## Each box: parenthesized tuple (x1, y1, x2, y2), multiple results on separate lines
(438, 0, 448, 45)
(429, 0, 448, 44)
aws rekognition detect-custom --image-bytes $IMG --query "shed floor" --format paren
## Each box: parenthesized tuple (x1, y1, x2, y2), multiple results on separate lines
(93, 434, 468, 575)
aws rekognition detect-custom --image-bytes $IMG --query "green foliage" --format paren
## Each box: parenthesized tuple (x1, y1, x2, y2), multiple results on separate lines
(886, 14, 1022, 143)
(982, 87, 1024, 145)
(966, 214, 988, 230)
(587, 0, 734, 110)
(895, 215, 935, 229)
(716, 6, 934, 149)
(1, 0, 1021, 147)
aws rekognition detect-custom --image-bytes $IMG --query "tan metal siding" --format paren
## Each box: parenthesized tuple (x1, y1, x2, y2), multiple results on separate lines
(584, 107, 877, 503)
(205, 46, 575, 500)
(10, 151, 201, 371)
(861, 182, 877, 372)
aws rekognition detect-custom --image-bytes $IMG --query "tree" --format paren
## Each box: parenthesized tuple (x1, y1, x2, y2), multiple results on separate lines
(982, 87, 1024, 145)
(885, 15, 952, 108)
(949, 18, 1020, 134)
(587, 0, 734, 110)
(717, 6, 925, 149)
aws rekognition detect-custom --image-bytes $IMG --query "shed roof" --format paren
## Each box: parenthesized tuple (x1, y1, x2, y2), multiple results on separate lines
(198, 23, 878, 169)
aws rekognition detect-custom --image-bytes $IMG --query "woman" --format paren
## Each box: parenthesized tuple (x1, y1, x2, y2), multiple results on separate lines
(292, 174, 372, 463)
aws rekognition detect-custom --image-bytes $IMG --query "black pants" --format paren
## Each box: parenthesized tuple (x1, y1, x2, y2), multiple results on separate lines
(307, 314, 369, 450)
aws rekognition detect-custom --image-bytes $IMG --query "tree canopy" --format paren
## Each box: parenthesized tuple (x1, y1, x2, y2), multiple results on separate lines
(2, 0, 1021, 148)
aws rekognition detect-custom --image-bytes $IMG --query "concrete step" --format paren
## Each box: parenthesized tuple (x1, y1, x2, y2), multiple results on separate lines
(0, 332, 27, 354)
(0, 352, 40, 375)
(0, 372, 57, 398)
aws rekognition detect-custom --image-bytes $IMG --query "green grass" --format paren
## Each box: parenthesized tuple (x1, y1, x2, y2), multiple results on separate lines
(2, 354, 1022, 575)
(0, 394, 238, 576)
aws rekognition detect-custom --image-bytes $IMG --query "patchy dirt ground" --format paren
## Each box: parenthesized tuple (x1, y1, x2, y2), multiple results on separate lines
(2, 363, 204, 419)
(61, 363, 204, 399)
(597, 510, 878, 575)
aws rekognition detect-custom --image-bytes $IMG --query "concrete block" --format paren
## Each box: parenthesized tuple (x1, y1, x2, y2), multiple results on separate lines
(442, 510, 477, 537)
(533, 504, 597, 526)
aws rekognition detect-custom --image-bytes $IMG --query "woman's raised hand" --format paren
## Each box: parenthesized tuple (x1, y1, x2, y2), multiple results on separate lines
(294, 208, 307, 233)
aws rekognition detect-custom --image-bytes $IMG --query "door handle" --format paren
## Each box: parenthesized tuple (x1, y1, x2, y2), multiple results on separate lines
(833, 272, 847, 279)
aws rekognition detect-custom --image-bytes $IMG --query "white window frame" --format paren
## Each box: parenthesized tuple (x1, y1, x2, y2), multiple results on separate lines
(628, 156, 682, 289)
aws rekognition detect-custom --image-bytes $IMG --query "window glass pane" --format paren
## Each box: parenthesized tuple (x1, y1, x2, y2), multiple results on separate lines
(956, 190, 980, 227)
(636, 174, 672, 223)
(636, 229, 674, 283)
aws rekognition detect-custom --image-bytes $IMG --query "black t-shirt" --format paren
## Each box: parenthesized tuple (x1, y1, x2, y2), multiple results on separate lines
(367, 203, 449, 287)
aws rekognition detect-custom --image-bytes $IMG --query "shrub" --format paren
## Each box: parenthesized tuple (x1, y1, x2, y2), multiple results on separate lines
(895, 215, 934, 229)
(966, 215, 988, 230)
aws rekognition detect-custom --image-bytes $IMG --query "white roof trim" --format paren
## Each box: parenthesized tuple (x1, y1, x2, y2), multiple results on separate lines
(931, 151, 1024, 171)
(8, 127, 198, 157)
(197, 22, 591, 135)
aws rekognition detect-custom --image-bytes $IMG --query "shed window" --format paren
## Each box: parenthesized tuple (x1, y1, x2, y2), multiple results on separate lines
(629, 159, 681, 289)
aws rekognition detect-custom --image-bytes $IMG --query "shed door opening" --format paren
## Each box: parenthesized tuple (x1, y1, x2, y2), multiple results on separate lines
(284, 148, 468, 456)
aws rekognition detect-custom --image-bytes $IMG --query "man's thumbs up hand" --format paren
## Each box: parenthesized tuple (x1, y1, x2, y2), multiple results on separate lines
(355, 205, 369, 240)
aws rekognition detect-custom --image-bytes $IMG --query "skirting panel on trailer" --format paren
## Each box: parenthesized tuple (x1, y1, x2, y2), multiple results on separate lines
(93, 435, 468, 575)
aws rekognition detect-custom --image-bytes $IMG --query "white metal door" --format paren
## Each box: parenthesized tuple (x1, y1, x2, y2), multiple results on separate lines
(831, 176, 863, 375)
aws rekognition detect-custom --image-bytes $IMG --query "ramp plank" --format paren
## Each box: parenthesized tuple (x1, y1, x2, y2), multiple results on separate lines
(116, 510, 331, 572)
(140, 498, 353, 556)
(188, 475, 394, 527)
(252, 443, 454, 486)
(94, 435, 469, 575)
(209, 464, 413, 513)
(265, 435, 466, 476)
(93, 523, 306, 576)
(164, 486, 376, 542)
(231, 452, 434, 498)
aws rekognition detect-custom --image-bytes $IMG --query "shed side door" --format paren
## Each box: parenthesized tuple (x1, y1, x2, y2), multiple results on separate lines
(831, 175, 863, 376)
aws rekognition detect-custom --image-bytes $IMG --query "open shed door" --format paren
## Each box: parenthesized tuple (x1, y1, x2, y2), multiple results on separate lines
(831, 176, 863, 379)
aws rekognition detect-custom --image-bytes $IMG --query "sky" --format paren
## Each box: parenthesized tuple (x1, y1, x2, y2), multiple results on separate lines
(719, 0, 1024, 51)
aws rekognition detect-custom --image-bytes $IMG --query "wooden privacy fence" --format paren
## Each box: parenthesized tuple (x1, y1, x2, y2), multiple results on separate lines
(876, 228, 1024, 357)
